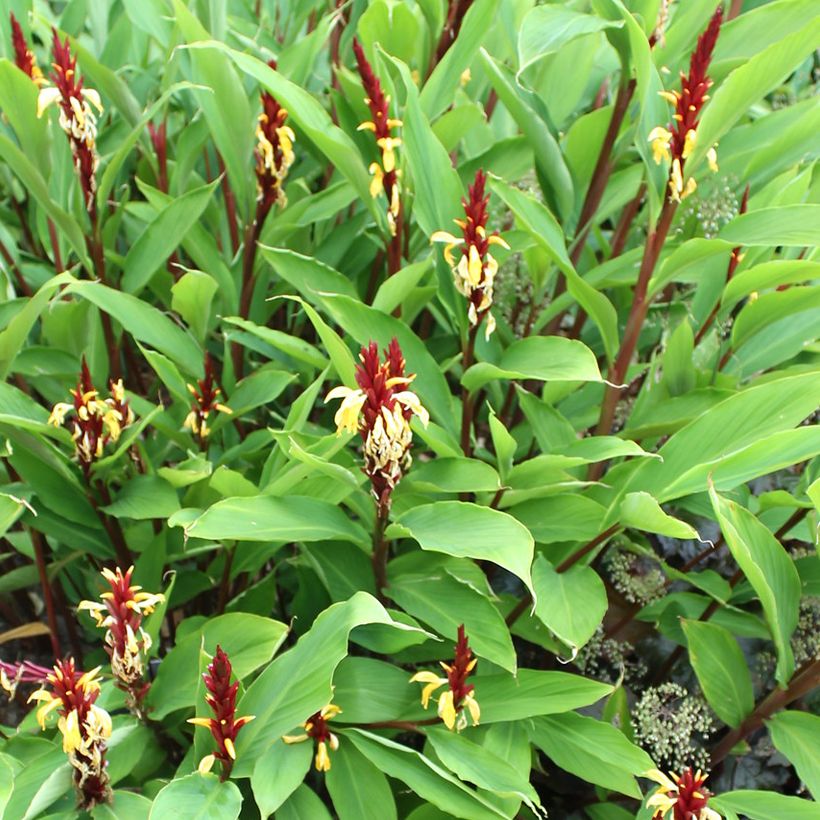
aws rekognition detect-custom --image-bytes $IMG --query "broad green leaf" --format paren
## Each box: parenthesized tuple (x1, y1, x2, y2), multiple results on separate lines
(462, 336, 602, 393)
(122, 179, 219, 294)
(718, 206, 820, 248)
(276, 785, 332, 820)
(146, 613, 288, 718)
(0, 60, 48, 165)
(332, 657, 422, 723)
(709, 486, 801, 686)
(171, 271, 219, 344)
(148, 773, 242, 820)
(251, 740, 312, 819)
(529, 712, 654, 798)
(425, 728, 541, 815)
(91, 791, 152, 820)
(101, 475, 179, 520)
(345, 729, 507, 820)
(509, 495, 607, 544)
(767, 712, 820, 800)
(689, 20, 820, 171)
(390, 501, 535, 600)
(531, 556, 607, 655)
(261, 246, 359, 301)
(711, 791, 819, 820)
(722, 261, 820, 313)
(620, 492, 700, 539)
(181, 495, 368, 545)
(234, 593, 426, 774)
(326, 740, 397, 820)
(402, 458, 500, 494)
(682, 619, 754, 728)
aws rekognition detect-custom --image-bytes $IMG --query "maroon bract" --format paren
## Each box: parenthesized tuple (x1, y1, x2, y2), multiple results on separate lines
(184, 355, 232, 445)
(353, 39, 402, 235)
(432, 169, 509, 338)
(147, 120, 168, 192)
(411, 624, 481, 731)
(0, 658, 50, 698)
(188, 646, 255, 780)
(325, 338, 428, 513)
(649, 6, 723, 201)
(37, 30, 103, 212)
(9, 12, 43, 83)
(255, 61, 295, 218)
(29, 660, 112, 809)
(283, 703, 341, 771)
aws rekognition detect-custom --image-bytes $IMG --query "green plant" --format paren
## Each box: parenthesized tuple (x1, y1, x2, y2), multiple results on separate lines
(0, 1, 818, 818)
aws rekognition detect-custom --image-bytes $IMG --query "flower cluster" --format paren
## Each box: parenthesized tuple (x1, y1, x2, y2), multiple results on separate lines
(648, 6, 722, 202)
(37, 31, 103, 213)
(283, 703, 341, 772)
(411, 624, 480, 731)
(188, 646, 255, 780)
(645, 768, 722, 820)
(0, 658, 50, 699)
(432, 169, 509, 338)
(184, 355, 232, 445)
(605, 549, 666, 606)
(254, 61, 295, 217)
(9, 12, 44, 84)
(325, 338, 428, 513)
(574, 625, 648, 686)
(353, 39, 403, 235)
(48, 359, 134, 470)
(29, 660, 112, 809)
(78, 566, 164, 714)
(633, 683, 716, 771)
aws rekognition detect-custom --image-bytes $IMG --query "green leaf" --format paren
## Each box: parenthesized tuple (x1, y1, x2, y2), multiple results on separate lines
(682, 619, 754, 728)
(402, 458, 500, 494)
(326, 740, 397, 820)
(0, 60, 48, 166)
(711, 791, 819, 820)
(100, 475, 179, 520)
(425, 728, 541, 815)
(148, 773, 242, 820)
(92, 791, 152, 820)
(620, 492, 699, 539)
(477, 670, 613, 722)
(233, 593, 426, 775)
(66, 280, 203, 376)
(709, 486, 801, 686)
(689, 19, 820, 172)
(510, 495, 607, 544)
(717, 206, 820, 248)
(180, 495, 368, 545)
(122, 179, 219, 294)
(529, 712, 654, 798)
(767, 712, 820, 800)
(261, 246, 359, 301)
(276, 785, 332, 820)
(251, 740, 312, 819)
(146, 613, 287, 718)
(390, 501, 535, 600)
(531, 556, 607, 654)
(462, 336, 602, 393)
(345, 729, 507, 820)
(171, 271, 219, 344)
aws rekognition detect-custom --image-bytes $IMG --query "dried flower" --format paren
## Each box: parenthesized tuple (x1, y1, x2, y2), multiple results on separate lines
(431, 169, 509, 338)
(9, 12, 44, 84)
(633, 683, 716, 771)
(410, 624, 480, 731)
(37, 30, 103, 213)
(48, 358, 134, 470)
(255, 61, 295, 216)
(325, 338, 428, 513)
(648, 6, 722, 202)
(28, 660, 112, 809)
(77, 566, 164, 715)
(0, 658, 50, 699)
(353, 39, 403, 235)
(283, 703, 341, 772)
(188, 646, 255, 780)
(644, 767, 722, 820)
(184, 355, 232, 445)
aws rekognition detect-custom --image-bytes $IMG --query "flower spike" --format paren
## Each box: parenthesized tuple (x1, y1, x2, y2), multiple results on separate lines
(1, 658, 50, 699)
(48, 358, 134, 473)
(184, 354, 232, 445)
(352, 39, 402, 235)
(9, 13, 44, 84)
(283, 703, 342, 772)
(649, 6, 723, 202)
(188, 646, 255, 780)
(255, 60, 295, 217)
(324, 338, 428, 513)
(38, 30, 103, 213)
(431, 169, 508, 338)
(644, 767, 722, 820)
(28, 659, 112, 809)
(410, 624, 480, 731)
(77, 566, 164, 716)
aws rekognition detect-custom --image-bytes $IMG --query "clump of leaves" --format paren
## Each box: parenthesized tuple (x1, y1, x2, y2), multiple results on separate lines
(0, 1, 818, 818)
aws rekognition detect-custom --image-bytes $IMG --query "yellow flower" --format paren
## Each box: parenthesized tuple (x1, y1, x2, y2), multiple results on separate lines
(369, 162, 384, 199)
(648, 126, 673, 164)
(324, 386, 367, 435)
(283, 703, 341, 771)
